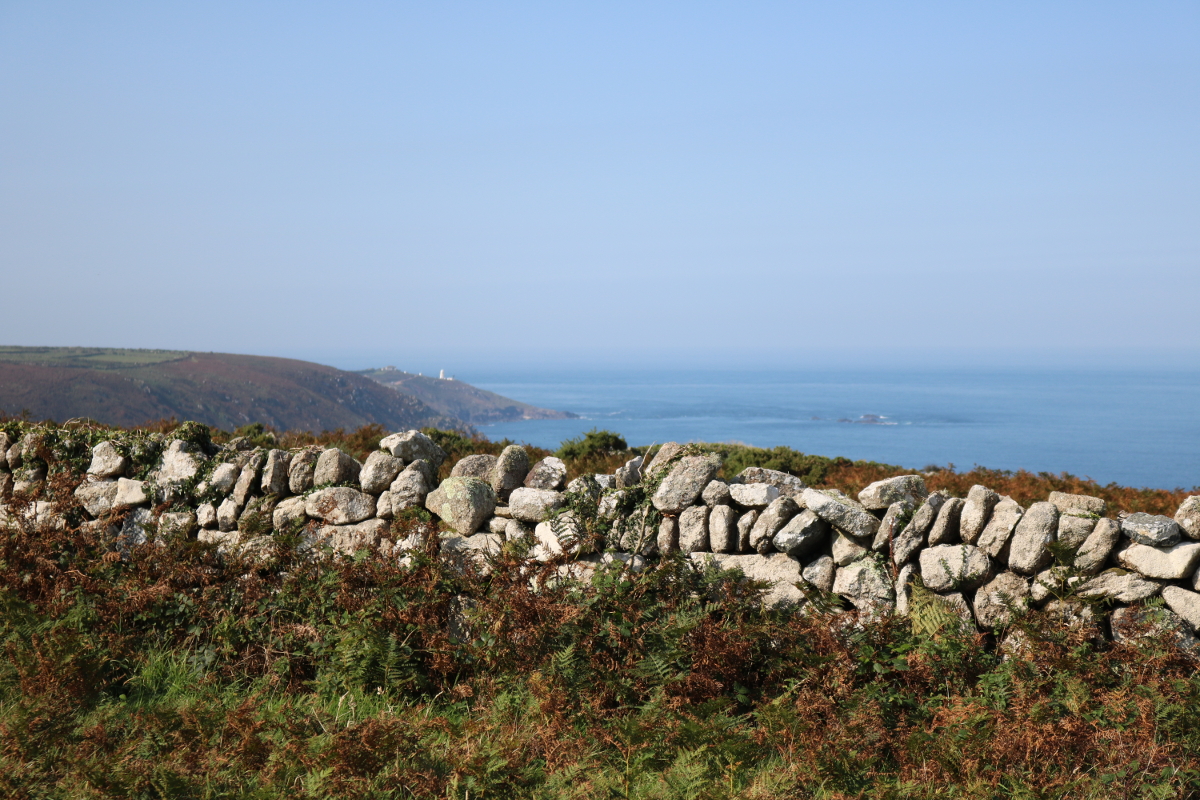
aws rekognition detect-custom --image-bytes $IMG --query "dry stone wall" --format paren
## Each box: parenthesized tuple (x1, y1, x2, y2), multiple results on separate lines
(4, 425, 1200, 654)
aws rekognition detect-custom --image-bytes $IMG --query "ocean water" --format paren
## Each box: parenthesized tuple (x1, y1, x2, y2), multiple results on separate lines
(464, 368, 1200, 490)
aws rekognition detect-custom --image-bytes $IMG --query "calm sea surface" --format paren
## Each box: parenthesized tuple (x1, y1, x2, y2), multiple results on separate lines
(463, 368, 1200, 490)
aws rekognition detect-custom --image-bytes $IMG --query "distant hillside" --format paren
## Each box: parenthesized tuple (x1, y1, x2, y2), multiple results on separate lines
(0, 347, 466, 432)
(358, 367, 577, 424)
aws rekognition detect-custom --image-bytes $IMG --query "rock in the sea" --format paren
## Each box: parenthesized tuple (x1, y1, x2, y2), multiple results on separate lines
(927, 497, 965, 546)
(729, 482, 780, 509)
(1078, 569, 1163, 603)
(1075, 518, 1120, 575)
(1048, 491, 1106, 517)
(305, 487, 376, 525)
(857, 475, 928, 511)
(833, 557, 895, 617)
(1176, 496, 1200, 541)
(652, 454, 722, 514)
(919, 544, 992, 592)
(772, 509, 828, 560)
(1122, 512, 1182, 547)
(288, 447, 321, 494)
(978, 497, 1023, 559)
(87, 441, 129, 479)
(508, 487, 565, 523)
(526, 457, 568, 490)
(75, 478, 119, 517)
(490, 445, 530, 499)
(678, 505, 709, 554)
(973, 572, 1031, 628)
(1116, 541, 1200, 580)
(802, 488, 880, 541)
(260, 449, 292, 496)
(731, 466, 806, 499)
(960, 485, 999, 544)
(425, 477, 496, 535)
(749, 496, 799, 554)
(892, 493, 946, 566)
(1007, 501, 1058, 574)
(359, 451, 404, 494)
(803, 555, 836, 593)
(709, 504, 739, 553)
(701, 480, 732, 507)
(380, 430, 447, 468)
(691, 552, 806, 608)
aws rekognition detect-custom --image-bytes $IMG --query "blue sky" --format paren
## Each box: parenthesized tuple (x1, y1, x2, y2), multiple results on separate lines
(2, 2, 1197, 372)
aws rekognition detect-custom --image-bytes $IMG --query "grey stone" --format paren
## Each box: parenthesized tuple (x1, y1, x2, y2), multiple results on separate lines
(804, 555, 836, 593)
(1110, 605, 1200, 658)
(5, 441, 21, 470)
(425, 477, 496, 535)
(749, 496, 799, 554)
(238, 495, 280, 532)
(597, 489, 627, 520)
(731, 466, 806, 499)
(305, 486, 377, 525)
(380, 430, 447, 468)
(1076, 518, 1120, 574)
(0, 433, 11, 471)
(892, 493, 946, 566)
(74, 478, 118, 517)
(729, 482, 780, 509)
(208, 463, 240, 496)
(736, 510, 757, 553)
(701, 480, 732, 507)
(288, 447, 321, 494)
(197, 502, 217, 529)
(1162, 586, 1200, 631)
(773, 509, 828, 559)
(832, 530, 869, 566)
(404, 458, 437, 488)
(232, 452, 264, 506)
(1078, 569, 1163, 603)
(504, 518, 531, 542)
(1122, 512, 1182, 547)
(894, 563, 917, 615)
(691, 552, 806, 608)
(159, 511, 197, 539)
(1007, 501, 1058, 574)
(919, 544, 992, 592)
(508, 487, 566, 523)
(802, 488, 880, 541)
(313, 449, 360, 487)
(678, 505, 709, 553)
(872, 501, 913, 552)
(525, 456, 568, 490)
(927, 497, 965, 546)
(113, 478, 149, 509)
(1048, 491, 1106, 517)
(1057, 514, 1096, 549)
(487, 516, 509, 534)
(1176, 496, 1200, 541)
(1031, 566, 1079, 604)
(118, 507, 154, 550)
(970, 571, 1029, 628)
(615, 456, 643, 489)
(217, 497, 241, 532)
(657, 516, 679, 554)
(272, 496, 308, 532)
(158, 439, 203, 484)
(359, 451, 404, 494)
(652, 454, 722, 513)
(387, 463, 433, 512)
(1116, 541, 1200, 580)
(533, 514, 584, 560)
(490, 445, 530, 499)
(87, 441, 129, 479)
(643, 442, 685, 478)
(978, 497, 1023, 559)
(959, 485, 999, 544)
(452, 454, 497, 480)
(260, 449, 292, 496)
(709, 504, 739, 553)
(320, 518, 390, 555)
(857, 475, 928, 511)
(833, 557, 895, 617)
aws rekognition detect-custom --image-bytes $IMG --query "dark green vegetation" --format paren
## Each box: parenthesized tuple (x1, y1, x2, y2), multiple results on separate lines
(2, 421, 1200, 797)
(359, 367, 576, 424)
(0, 347, 570, 434)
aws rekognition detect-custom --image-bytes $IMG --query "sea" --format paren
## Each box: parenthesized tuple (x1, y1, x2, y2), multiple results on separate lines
(462, 367, 1200, 491)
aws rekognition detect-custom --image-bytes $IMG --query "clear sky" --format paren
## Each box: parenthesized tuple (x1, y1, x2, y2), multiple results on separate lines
(2, 2, 1197, 373)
